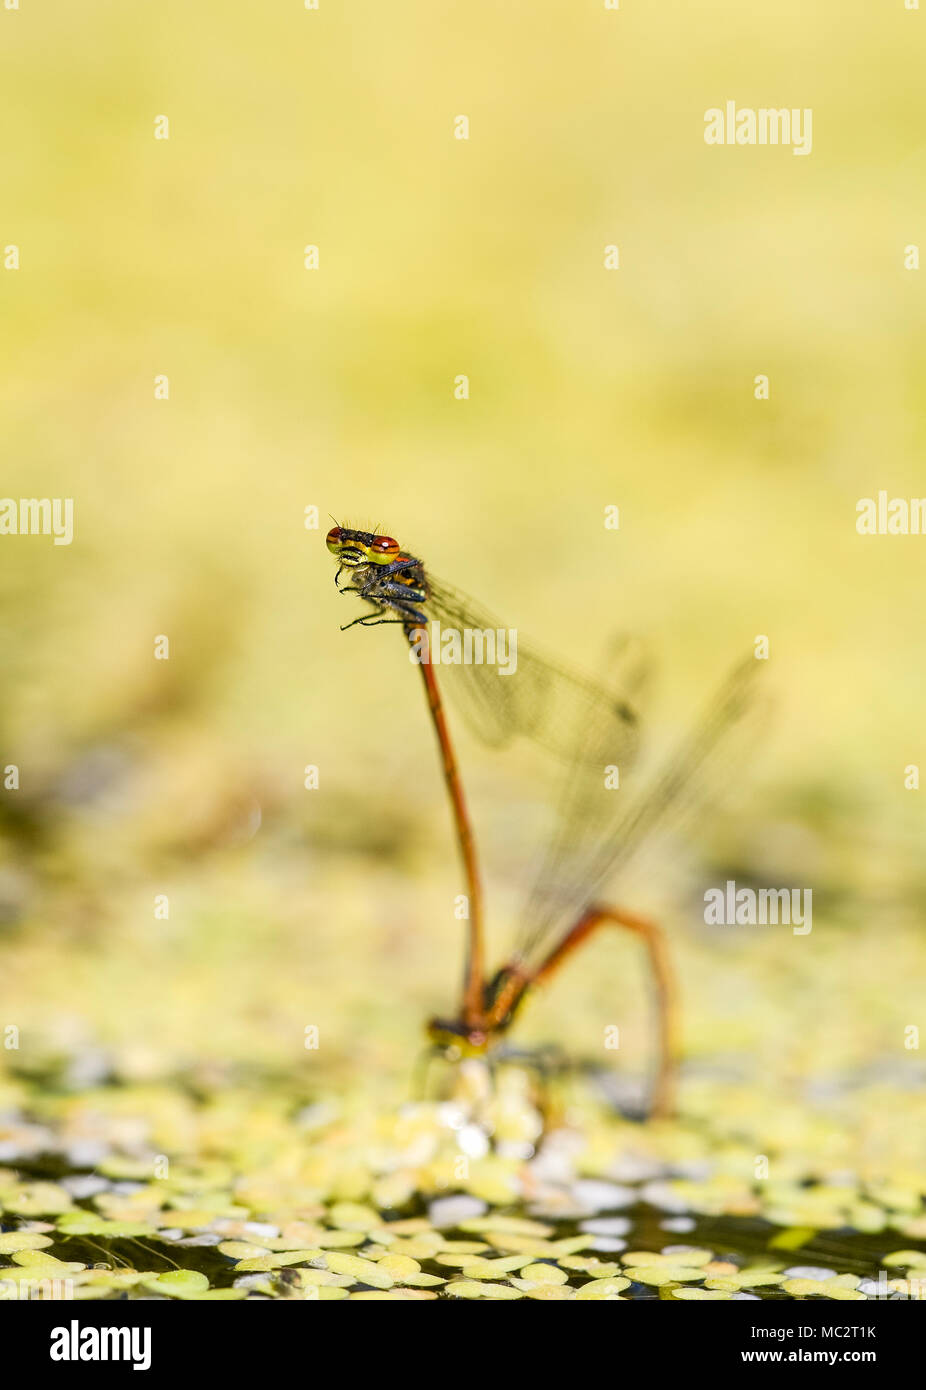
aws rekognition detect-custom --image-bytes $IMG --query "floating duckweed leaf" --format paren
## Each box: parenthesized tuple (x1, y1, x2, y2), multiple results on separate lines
(847, 1204, 886, 1234)
(436, 1239, 490, 1255)
(518, 1262, 568, 1285)
(623, 1249, 711, 1266)
(548, 1236, 594, 1256)
(574, 1276, 630, 1299)
(782, 1277, 865, 1299)
(768, 1227, 817, 1251)
(3, 1182, 74, 1215)
(625, 1266, 706, 1287)
(328, 1171, 370, 1201)
(214, 1219, 280, 1241)
(481, 1232, 551, 1255)
(73, 1270, 147, 1288)
(371, 1174, 418, 1210)
(326, 1203, 382, 1231)
(460, 1216, 553, 1237)
(482, 1230, 590, 1258)
(459, 1262, 504, 1280)
(349, 1288, 439, 1300)
(899, 1217, 926, 1240)
(0, 1232, 53, 1253)
(187, 1288, 247, 1300)
(870, 1186, 920, 1213)
(97, 1158, 159, 1181)
(383, 1219, 434, 1236)
(314, 1230, 366, 1249)
(464, 1164, 521, 1206)
(290, 1268, 353, 1288)
(56, 1213, 152, 1238)
(11, 1251, 86, 1273)
(366, 1234, 442, 1259)
(438, 1250, 506, 1270)
(657, 1246, 713, 1265)
(444, 1280, 524, 1300)
(323, 1252, 394, 1289)
(522, 1284, 575, 1300)
(672, 1288, 733, 1300)
(142, 1270, 211, 1298)
(883, 1250, 926, 1267)
(157, 1210, 221, 1230)
(277, 1222, 326, 1246)
(704, 1269, 784, 1290)
(460, 1255, 534, 1278)
(560, 1257, 621, 1276)
(217, 1240, 277, 1259)
(376, 1253, 420, 1279)
(232, 1249, 323, 1271)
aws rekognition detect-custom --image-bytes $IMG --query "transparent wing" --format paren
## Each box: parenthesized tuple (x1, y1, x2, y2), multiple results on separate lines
(426, 576, 648, 768)
(512, 656, 768, 967)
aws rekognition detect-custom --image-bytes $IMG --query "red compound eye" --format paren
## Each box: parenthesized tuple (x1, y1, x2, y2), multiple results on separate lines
(369, 535, 400, 563)
(325, 526, 344, 553)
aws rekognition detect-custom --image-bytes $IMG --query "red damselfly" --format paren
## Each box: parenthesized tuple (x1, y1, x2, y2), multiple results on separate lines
(327, 524, 760, 1117)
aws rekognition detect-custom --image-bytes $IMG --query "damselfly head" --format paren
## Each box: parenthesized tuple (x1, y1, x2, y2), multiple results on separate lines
(326, 526, 401, 568)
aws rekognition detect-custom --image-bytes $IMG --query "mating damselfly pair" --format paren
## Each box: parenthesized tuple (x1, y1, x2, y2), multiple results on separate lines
(327, 524, 761, 1117)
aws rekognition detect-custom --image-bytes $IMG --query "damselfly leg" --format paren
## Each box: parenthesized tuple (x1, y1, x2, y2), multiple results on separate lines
(483, 904, 678, 1119)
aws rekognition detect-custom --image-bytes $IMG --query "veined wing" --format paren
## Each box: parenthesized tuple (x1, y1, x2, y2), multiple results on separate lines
(425, 576, 648, 768)
(512, 655, 767, 968)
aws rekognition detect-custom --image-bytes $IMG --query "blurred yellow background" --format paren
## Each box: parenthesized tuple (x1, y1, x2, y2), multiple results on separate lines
(1, 1, 924, 1114)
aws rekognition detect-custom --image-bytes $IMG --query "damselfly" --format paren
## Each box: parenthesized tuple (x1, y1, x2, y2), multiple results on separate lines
(327, 524, 761, 1117)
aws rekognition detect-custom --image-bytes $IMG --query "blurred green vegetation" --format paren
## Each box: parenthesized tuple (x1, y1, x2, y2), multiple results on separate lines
(0, 0, 923, 1153)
